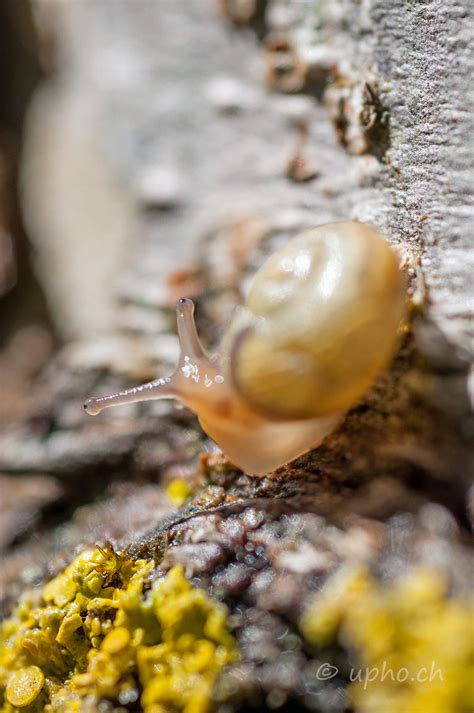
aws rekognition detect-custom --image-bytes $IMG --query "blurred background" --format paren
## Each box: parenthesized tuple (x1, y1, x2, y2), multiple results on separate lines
(0, 1, 51, 426)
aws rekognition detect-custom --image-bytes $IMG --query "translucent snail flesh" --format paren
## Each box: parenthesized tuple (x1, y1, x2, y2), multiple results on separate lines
(85, 221, 406, 475)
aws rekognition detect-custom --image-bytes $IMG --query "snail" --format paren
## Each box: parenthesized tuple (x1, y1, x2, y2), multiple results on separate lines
(85, 221, 406, 475)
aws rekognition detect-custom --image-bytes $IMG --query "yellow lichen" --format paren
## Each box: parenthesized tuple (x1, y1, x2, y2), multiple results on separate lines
(300, 566, 474, 713)
(166, 479, 194, 507)
(0, 545, 237, 713)
(6, 666, 45, 708)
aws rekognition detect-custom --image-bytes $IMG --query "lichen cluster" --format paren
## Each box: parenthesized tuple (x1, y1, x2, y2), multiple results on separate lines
(300, 566, 474, 713)
(166, 479, 194, 507)
(0, 546, 237, 712)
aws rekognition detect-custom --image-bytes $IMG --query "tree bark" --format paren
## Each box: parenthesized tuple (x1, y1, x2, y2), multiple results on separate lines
(0, 2, 472, 709)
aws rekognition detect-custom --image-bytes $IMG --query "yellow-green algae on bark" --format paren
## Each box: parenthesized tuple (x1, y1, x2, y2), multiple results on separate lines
(0, 547, 238, 712)
(300, 566, 474, 713)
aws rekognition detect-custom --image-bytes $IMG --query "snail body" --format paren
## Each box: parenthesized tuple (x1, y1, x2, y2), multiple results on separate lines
(85, 221, 406, 475)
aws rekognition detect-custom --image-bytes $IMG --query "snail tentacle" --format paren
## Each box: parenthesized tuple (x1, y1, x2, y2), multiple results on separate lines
(176, 297, 206, 361)
(84, 377, 175, 416)
(84, 299, 226, 417)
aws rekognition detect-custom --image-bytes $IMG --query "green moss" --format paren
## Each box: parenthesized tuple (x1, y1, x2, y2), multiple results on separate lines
(0, 546, 237, 713)
(300, 566, 474, 713)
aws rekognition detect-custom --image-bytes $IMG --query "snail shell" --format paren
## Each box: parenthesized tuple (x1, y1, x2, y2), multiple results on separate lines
(85, 221, 406, 475)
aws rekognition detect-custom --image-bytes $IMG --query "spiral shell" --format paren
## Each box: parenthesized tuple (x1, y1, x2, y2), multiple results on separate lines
(229, 220, 406, 420)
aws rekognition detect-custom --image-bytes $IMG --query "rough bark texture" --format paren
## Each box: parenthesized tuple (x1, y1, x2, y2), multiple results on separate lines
(0, 2, 472, 712)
